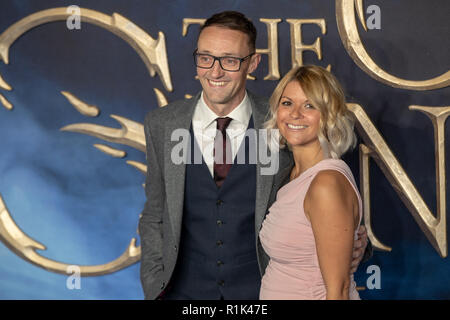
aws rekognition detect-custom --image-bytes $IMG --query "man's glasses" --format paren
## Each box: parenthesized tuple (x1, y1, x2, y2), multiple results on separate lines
(193, 50, 254, 72)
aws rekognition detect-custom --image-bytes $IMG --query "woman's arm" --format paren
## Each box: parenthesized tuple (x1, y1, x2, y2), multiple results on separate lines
(304, 170, 359, 300)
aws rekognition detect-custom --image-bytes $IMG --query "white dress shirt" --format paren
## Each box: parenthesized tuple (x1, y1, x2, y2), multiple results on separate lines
(191, 91, 252, 177)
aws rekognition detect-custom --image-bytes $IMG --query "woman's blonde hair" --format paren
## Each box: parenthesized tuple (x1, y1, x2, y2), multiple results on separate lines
(264, 65, 356, 159)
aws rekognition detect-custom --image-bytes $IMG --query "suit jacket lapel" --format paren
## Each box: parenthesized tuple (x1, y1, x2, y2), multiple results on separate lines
(248, 92, 294, 237)
(269, 148, 294, 204)
(164, 93, 200, 245)
(248, 92, 275, 237)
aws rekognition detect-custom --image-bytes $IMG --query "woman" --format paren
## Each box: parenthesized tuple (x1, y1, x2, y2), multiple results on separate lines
(259, 65, 361, 300)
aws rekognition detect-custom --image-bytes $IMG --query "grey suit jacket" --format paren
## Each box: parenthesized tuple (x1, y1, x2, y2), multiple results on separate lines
(138, 91, 292, 300)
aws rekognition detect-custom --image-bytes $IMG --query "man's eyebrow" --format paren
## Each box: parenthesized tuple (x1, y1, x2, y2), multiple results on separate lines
(197, 50, 240, 57)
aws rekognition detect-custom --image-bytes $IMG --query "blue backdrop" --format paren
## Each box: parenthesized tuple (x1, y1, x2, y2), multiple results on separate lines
(0, 0, 449, 299)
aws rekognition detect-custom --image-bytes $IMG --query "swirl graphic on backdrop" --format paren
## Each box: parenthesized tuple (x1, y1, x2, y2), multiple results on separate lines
(0, 7, 172, 276)
(336, 0, 450, 90)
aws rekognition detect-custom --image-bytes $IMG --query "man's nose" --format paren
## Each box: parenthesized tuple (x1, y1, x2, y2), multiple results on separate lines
(210, 59, 224, 77)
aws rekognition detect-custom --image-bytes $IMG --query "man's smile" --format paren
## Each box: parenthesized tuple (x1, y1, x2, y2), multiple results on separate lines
(207, 79, 227, 87)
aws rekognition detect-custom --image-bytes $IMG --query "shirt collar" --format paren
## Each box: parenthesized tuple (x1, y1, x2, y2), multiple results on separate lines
(194, 91, 252, 130)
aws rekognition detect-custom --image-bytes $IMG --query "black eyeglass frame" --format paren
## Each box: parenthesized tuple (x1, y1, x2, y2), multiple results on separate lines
(193, 50, 255, 72)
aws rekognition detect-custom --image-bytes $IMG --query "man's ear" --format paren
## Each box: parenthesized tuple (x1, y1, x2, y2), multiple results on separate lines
(248, 53, 262, 74)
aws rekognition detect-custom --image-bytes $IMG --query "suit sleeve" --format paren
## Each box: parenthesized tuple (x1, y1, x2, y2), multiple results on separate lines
(362, 238, 373, 263)
(139, 113, 165, 299)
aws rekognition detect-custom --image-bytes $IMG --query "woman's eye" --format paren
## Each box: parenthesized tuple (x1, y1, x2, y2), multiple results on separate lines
(280, 100, 292, 106)
(305, 103, 314, 109)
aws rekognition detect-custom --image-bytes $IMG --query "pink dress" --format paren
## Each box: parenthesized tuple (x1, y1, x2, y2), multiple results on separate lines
(259, 159, 362, 300)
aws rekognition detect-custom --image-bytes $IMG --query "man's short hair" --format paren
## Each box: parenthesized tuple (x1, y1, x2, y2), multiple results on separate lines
(200, 11, 257, 52)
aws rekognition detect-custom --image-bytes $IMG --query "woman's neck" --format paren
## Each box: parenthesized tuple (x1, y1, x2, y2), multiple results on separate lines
(290, 141, 324, 180)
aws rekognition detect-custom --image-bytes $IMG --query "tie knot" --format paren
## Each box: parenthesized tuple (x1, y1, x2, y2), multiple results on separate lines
(216, 117, 232, 133)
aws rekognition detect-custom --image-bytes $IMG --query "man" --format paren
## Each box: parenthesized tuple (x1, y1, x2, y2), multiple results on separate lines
(139, 11, 369, 300)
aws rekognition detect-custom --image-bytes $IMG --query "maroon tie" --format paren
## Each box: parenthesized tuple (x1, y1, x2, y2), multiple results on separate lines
(214, 117, 233, 188)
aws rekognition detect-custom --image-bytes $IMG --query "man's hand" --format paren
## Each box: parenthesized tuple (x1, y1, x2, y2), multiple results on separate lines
(350, 225, 368, 274)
